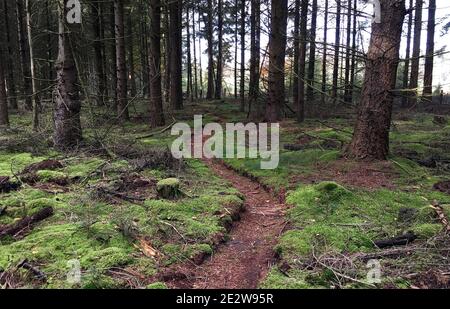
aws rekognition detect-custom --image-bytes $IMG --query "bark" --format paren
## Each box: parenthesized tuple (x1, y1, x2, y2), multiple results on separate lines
(2, 0, 18, 109)
(348, 0, 357, 104)
(92, 0, 106, 105)
(293, 0, 300, 109)
(163, 6, 170, 104)
(266, 0, 288, 122)
(408, 0, 422, 107)
(248, 0, 260, 118)
(192, 7, 198, 100)
(422, 0, 436, 102)
(127, 8, 137, 98)
(139, 0, 150, 97)
(297, 0, 308, 123)
(206, 0, 215, 99)
(186, 5, 193, 102)
(148, 0, 165, 128)
(0, 52, 9, 126)
(109, 3, 117, 108)
(343, 0, 352, 103)
(306, 0, 318, 102)
(25, 0, 38, 130)
(16, 0, 32, 110)
(401, 0, 413, 108)
(215, 0, 224, 100)
(348, 0, 406, 160)
(234, 0, 239, 99)
(240, 0, 246, 112)
(321, 0, 329, 104)
(54, 0, 83, 149)
(115, 0, 129, 121)
(169, 0, 182, 110)
(332, 0, 342, 103)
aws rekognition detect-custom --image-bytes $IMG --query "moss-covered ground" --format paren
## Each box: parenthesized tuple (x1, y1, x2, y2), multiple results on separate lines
(1, 100, 449, 289)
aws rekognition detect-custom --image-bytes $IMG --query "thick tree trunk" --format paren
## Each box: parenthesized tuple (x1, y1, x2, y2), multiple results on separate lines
(169, 0, 182, 110)
(401, 0, 413, 108)
(422, 0, 435, 102)
(15, 0, 32, 110)
(115, 0, 129, 121)
(163, 6, 170, 105)
(240, 0, 246, 112)
(92, 1, 107, 106)
(54, 0, 82, 148)
(206, 0, 215, 99)
(2, 0, 18, 109)
(321, 0, 329, 104)
(148, 0, 165, 128)
(408, 0, 422, 107)
(348, 0, 406, 160)
(297, 0, 308, 123)
(266, 0, 288, 122)
(332, 0, 342, 103)
(306, 0, 318, 102)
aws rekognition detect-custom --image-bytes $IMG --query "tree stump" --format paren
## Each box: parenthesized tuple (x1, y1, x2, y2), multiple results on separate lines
(157, 178, 182, 200)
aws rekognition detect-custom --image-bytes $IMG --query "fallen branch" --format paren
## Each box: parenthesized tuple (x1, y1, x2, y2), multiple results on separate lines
(431, 200, 450, 234)
(136, 120, 177, 140)
(0, 207, 54, 239)
(374, 232, 417, 249)
(17, 259, 46, 281)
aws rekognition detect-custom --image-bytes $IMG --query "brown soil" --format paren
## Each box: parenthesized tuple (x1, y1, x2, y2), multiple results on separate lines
(162, 159, 287, 289)
(434, 180, 450, 194)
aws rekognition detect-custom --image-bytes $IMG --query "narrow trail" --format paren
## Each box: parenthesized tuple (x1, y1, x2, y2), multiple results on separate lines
(168, 160, 287, 289)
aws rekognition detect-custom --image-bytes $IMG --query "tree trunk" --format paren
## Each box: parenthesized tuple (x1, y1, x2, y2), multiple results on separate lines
(348, 0, 406, 160)
(115, 0, 129, 121)
(266, 0, 288, 122)
(248, 0, 260, 118)
(192, 7, 198, 100)
(206, 0, 215, 99)
(234, 0, 239, 99)
(2, 0, 18, 109)
(422, 0, 435, 102)
(186, 5, 193, 102)
(408, 0, 422, 107)
(127, 8, 137, 98)
(0, 52, 9, 126)
(348, 0, 357, 104)
(321, 0, 329, 104)
(92, 0, 107, 106)
(293, 0, 300, 109)
(54, 0, 83, 148)
(139, 0, 150, 98)
(306, 0, 318, 102)
(198, 11, 203, 99)
(109, 3, 117, 108)
(332, 0, 341, 103)
(149, 0, 165, 128)
(169, 0, 182, 110)
(401, 0, 413, 108)
(163, 5, 170, 105)
(240, 0, 246, 112)
(215, 0, 224, 100)
(16, 0, 32, 110)
(343, 0, 352, 103)
(25, 0, 38, 131)
(297, 0, 308, 123)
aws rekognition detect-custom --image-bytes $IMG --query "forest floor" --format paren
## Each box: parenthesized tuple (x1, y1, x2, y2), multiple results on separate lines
(0, 99, 449, 289)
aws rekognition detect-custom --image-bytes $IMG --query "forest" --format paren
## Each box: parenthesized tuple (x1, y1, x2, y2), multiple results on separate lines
(0, 0, 449, 290)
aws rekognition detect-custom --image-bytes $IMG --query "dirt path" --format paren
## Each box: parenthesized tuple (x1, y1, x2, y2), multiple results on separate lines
(167, 160, 287, 289)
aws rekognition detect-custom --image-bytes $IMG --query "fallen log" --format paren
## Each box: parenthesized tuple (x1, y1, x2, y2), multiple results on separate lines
(0, 207, 54, 239)
(374, 232, 417, 249)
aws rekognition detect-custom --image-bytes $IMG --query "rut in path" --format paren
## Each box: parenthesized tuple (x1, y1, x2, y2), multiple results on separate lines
(169, 160, 287, 289)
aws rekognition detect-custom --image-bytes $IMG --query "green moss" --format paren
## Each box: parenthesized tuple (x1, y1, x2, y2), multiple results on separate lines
(412, 223, 442, 239)
(260, 268, 318, 289)
(36, 170, 67, 182)
(147, 282, 168, 289)
(0, 152, 46, 176)
(65, 158, 106, 178)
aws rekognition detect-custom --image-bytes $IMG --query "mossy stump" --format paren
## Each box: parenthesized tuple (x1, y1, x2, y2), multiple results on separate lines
(157, 178, 182, 200)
